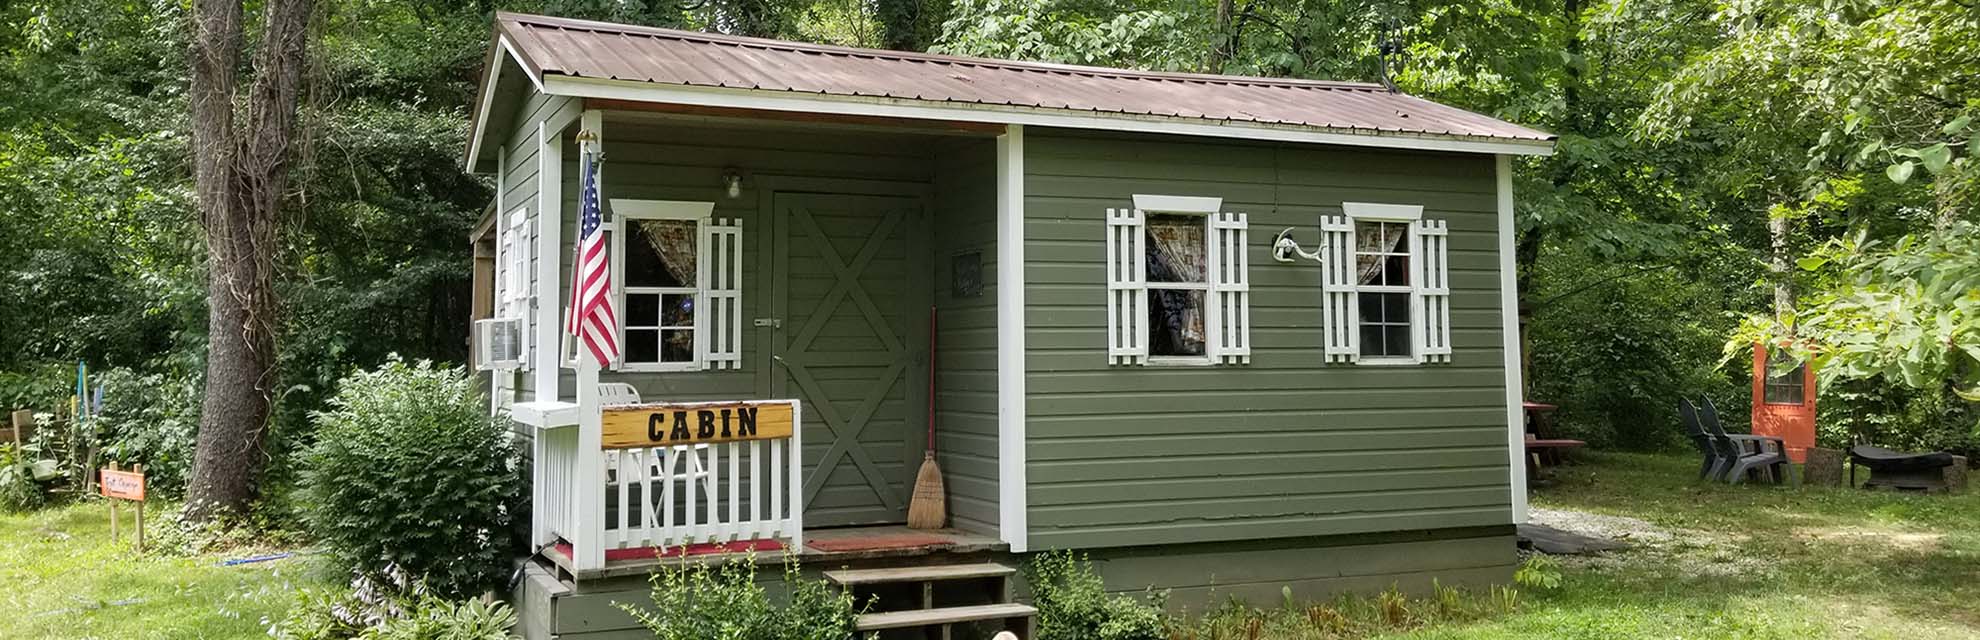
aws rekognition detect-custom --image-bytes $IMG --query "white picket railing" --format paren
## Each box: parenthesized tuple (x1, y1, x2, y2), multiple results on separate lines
(603, 438, 802, 550)
(530, 389, 803, 571)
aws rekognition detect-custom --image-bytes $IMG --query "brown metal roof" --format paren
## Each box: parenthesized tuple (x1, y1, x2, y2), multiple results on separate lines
(493, 12, 1553, 148)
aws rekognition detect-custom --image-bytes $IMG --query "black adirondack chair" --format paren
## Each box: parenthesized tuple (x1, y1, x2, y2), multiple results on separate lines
(1678, 399, 1721, 480)
(1700, 397, 1789, 485)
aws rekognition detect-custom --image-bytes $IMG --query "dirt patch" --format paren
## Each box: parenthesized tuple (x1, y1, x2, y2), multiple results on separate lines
(1793, 526, 1945, 553)
(1528, 507, 1676, 545)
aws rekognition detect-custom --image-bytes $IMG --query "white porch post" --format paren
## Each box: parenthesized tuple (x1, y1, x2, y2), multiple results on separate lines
(1496, 154, 1529, 524)
(996, 124, 1028, 552)
(534, 121, 564, 401)
(571, 109, 609, 571)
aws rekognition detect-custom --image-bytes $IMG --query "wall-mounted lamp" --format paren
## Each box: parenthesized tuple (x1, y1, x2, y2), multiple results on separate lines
(722, 169, 743, 199)
(1272, 228, 1326, 264)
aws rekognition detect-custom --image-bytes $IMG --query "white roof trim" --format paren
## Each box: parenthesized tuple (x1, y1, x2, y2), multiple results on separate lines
(535, 75, 1557, 159)
(466, 35, 547, 171)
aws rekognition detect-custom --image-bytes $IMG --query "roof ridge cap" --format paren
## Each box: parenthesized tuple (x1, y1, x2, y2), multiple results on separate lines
(498, 11, 1388, 92)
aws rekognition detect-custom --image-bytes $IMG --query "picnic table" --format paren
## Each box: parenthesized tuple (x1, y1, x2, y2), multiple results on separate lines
(1522, 401, 1584, 475)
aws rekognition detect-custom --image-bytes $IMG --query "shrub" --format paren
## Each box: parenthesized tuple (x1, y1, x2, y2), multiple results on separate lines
(268, 569, 519, 640)
(619, 555, 863, 640)
(1025, 551, 1169, 640)
(299, 358, 519, 598)
(0, 442, 60, 512)
(94, 368, 200, 499)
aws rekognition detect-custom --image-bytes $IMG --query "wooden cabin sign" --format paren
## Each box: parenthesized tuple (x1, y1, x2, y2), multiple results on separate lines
(600, 399, 796, 450)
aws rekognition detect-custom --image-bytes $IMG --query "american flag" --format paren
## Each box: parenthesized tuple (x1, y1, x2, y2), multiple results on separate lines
(566, 140, 620, 365)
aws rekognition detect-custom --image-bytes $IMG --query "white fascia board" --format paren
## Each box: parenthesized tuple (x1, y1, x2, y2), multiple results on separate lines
(1495, 155, 1528, 524)
(1132, 194, 1223, 213)
(465, 35, 547, 174)
(541, 76, 1556, 158)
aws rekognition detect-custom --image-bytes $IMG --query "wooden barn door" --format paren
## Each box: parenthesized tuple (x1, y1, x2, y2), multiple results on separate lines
(770, 191, 928, 527)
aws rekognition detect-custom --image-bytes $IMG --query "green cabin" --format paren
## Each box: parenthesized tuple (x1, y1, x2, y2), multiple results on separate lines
(462, 12, 1555, 639)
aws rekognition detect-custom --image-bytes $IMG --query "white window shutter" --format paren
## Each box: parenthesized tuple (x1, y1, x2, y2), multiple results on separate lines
(702, 217, 744, 370)
(1412, 219, 1452, 363)
(516, 214, 533, 369)
(1208, 212, 1250, 364)
(1320, 215, 1358, 363)
(1105, 208, 1147, 365)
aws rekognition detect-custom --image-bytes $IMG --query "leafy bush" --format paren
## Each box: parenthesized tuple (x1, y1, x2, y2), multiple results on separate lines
(1171, 582, 1521, 639)
(619, 555, 862, 640)
(0, 442, 58, 512)
(268, 569, 518, 640)
(1025, 551, 1169, 640)
(299, 358, 518, 597)
(94, 368, 200, 499)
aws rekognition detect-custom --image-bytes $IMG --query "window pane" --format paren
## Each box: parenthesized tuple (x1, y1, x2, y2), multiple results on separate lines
(626, 293, 659, 328)
(624, 219, 697, 288)
(661, 293, 695, 328)
(1148, 289, 1206, 357)
(1357, 254, 1384, 286)
(1384, 324, 1413, 357)
(626, 329, 660, 363)
(662, 329, 695, 362)
(1145, 214, 1205, 283)
(1355, 220, 1385, 250)
(1383, 254, 1410, 286)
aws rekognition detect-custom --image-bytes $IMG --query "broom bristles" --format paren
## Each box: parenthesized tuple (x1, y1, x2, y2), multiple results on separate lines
(907, 451, 946, 530)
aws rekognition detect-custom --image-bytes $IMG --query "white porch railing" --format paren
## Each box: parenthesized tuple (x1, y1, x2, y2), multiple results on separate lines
(529, 390, 803, 572)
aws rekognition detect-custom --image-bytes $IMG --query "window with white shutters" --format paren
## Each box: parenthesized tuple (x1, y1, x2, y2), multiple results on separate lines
(1320, 203, 1453, 365)
(1105, 195, 1249, 366)
(610, 200, 743, 372)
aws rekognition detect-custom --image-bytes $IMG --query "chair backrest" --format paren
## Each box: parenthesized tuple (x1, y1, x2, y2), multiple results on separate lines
(597, 383, 641, 406)
(1678, 399, 1704, 437)
(1697, 397, 1727, 437)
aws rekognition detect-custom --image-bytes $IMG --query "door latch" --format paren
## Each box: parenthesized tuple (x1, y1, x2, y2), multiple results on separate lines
(753, 318, 782, 328)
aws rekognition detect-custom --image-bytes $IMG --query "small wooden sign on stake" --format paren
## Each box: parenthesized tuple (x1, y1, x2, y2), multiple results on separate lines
(100, 463, 146, 551)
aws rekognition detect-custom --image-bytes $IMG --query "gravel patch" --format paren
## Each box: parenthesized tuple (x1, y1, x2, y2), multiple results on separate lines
(1528, 507, 1676, 545)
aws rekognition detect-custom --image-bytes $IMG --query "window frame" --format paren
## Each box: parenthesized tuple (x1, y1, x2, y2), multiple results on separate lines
(1762, 350, 1808, 406)
(1134, 194, 1223, 366)
(610, 199, 716, 373)
(1343, 202, 1424, 366)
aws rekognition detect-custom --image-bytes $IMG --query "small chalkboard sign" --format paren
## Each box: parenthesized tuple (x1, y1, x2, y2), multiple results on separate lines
(99, 463, 146, 550)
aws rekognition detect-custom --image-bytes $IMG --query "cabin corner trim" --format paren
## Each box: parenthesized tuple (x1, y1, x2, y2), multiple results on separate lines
(1496, 155, 1528, 524)
(997, 124, 1029, 552)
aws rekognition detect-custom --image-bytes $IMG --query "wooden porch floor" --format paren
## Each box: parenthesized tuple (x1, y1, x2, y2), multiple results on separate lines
(542, 526, 1007, 581)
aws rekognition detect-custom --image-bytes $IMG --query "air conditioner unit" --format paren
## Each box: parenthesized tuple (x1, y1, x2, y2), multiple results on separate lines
(476, 317, 524, 370)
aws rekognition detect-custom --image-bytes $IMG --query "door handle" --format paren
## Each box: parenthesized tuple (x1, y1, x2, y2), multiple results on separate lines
(753, 318, 782, 329)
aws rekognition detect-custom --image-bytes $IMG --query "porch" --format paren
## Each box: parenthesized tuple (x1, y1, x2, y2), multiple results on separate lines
(487, 104, 1021, 575)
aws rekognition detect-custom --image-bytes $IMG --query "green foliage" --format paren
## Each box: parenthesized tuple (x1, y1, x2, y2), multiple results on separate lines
(0, 442, 56, 512)
(1171, 582, 1521, 639)
(1025, 550, 1169, 640)
(618, 555, 863, 640)
(298, 358, 519, 598)
(1513, 555, 1562, 591)
(933, 0, 1201, 70)
(1739, 223, 1980, 413)
(269, 570, 518, 640)
(93, 368, 200, 499)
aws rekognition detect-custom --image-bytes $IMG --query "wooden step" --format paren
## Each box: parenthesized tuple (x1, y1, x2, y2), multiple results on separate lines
(855, 603, 1038, 631)
(825, 562, 1016, 586)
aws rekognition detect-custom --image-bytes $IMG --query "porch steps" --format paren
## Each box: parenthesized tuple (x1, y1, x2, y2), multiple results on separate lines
(827, 562, 1035, 639)
(856, 603, 1039, 632)
(824, 563, 1016, 586)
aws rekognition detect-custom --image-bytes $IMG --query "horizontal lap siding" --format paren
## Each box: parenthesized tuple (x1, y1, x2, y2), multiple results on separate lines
(933, 138, 1000, 535)
(500, 90, 574, 407)
(1022, 128, 1512, 550)
(546, 118, 949, 516)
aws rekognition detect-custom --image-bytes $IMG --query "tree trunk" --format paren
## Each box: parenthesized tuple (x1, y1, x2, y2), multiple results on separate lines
(1768, 211, 1792, 323)
(185, 0, 314, 523)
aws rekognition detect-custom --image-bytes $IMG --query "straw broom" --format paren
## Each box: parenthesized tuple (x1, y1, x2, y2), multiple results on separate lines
(908, 306, 947, 530)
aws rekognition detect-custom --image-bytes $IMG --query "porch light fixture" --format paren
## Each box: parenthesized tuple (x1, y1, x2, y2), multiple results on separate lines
(722, 169, 742, 199)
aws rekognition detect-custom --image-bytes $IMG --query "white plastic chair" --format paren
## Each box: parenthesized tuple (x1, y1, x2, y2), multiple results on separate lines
(598, 384, 711, 496)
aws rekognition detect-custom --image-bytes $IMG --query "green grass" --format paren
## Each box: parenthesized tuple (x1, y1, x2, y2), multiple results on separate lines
(0, 500, 331, 639)
(1395, 452, 1980, 639)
